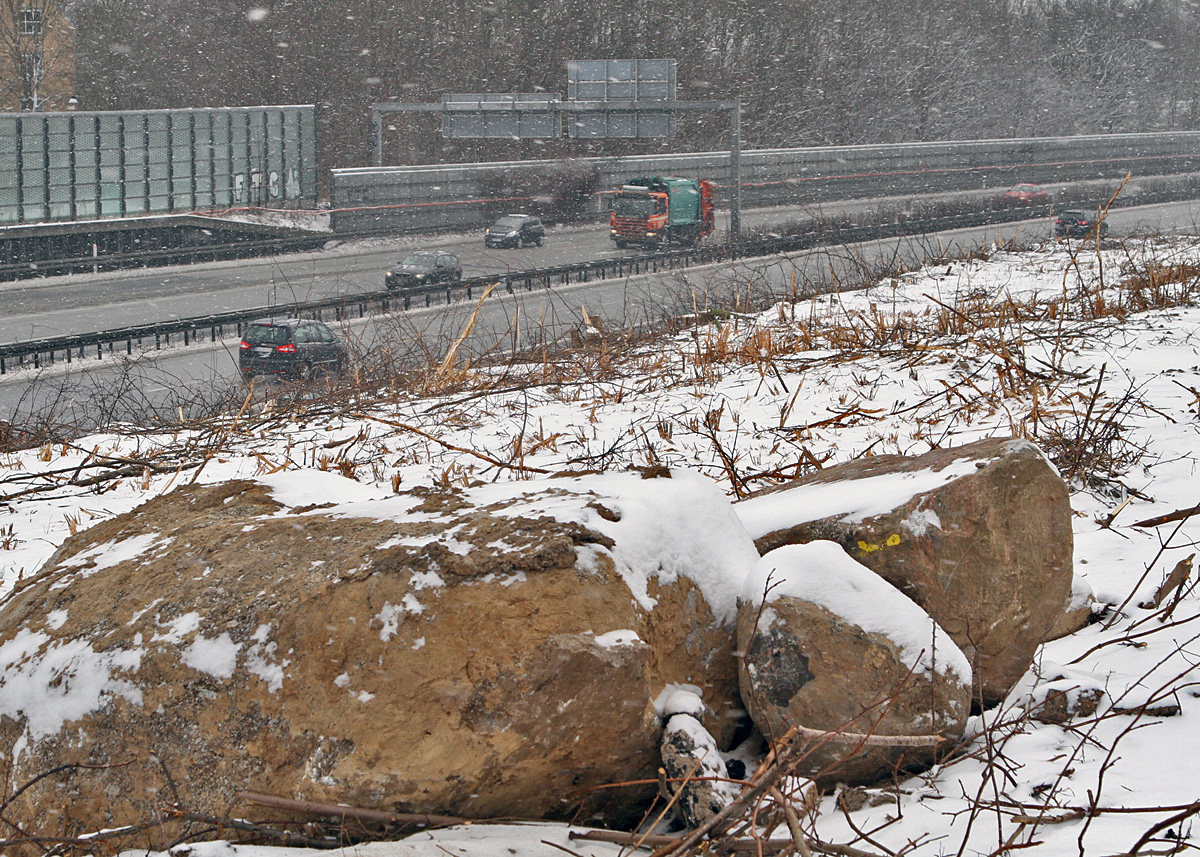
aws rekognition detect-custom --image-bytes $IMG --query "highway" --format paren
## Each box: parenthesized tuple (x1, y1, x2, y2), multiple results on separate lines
(6, 195, 1200, 345)
(3, 197, 1200, 434)
(0, 194, 1033, 342)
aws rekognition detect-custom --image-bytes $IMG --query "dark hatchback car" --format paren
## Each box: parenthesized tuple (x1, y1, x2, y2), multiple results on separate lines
(239, 319, 348, 381)
(1054, 209, 1109, 238)
(485, 214, 545, 248)
(385, 250, 463, 290)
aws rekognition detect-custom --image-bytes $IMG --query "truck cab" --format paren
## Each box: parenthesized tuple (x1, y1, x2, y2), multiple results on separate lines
(609, 176, 714, 249)
(611, 185, 669, 248)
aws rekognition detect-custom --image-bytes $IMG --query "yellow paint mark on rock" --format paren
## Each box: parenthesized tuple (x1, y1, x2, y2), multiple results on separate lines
(857, 534, 902, 554)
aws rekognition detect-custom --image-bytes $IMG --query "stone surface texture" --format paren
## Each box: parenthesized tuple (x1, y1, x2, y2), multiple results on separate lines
(737, 437, 1073, 707)
(0, 469, 758, 845)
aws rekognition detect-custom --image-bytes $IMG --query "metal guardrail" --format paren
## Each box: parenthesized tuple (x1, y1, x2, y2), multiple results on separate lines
(0, 245, 724, 375)
(0, 200, 1134, 375)
(0, 232, 332, 281)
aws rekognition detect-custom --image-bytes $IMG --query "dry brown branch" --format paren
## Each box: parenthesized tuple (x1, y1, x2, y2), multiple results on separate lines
(1138, 554, 1195, 611)
(1097, 496, 1133, 529)
(700, 420, 749, 498)
(166, 808, 342, 849)
(435, 283, 499, 382)
(1106, 800, 1200, 857)
(785, 725, 943, 748)
(0, 459, 204, 502)
(1011, 809, 1086, 825)
(1064, 363, 1106, 484)
(631, 755, 706, 855)
(1106, 513, 1200, 632)
(780, 406, 884, 433)
(351, 412, 549, 475)
(993, 799, 1200, 817)
(769, 787, 813, 857)
(0, 824, 164, 852)
(1132, 503, 1200, 529)
(236, 790, 463, 829)
(570, 829, 885, 857)
(644, 717, 942, 857)
(540, 837, 590, 857)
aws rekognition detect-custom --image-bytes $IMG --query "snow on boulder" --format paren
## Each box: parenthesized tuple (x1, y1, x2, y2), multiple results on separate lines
(1045, 572, 1098, 641)
(0, 468, 760, 847)
(737, 542, 972, 786)
(736, 437, 1072, 708)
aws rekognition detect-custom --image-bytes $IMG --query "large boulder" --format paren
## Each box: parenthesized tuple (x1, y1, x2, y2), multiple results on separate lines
(0, 468, 760, 847)
(738, 542, 972, 786)
(735, 437, 1072, 708)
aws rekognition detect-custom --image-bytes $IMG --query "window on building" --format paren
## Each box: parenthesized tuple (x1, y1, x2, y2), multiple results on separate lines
(20, 51, 43, 82)
(18, 7, 43, 37)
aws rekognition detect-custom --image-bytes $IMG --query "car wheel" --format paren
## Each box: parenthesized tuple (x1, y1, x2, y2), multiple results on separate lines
(535, 235, 543, 246)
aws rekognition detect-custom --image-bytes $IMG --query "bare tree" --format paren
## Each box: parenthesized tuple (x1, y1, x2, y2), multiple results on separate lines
(0, 0, 73, 111)
(61, 0, 1200, 171)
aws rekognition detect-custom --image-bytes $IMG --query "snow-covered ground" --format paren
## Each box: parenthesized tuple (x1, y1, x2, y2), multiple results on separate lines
(3, 234, 1200, 856)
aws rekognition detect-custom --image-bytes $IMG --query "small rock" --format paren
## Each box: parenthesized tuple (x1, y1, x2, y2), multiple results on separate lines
(661, 714, 741, 828)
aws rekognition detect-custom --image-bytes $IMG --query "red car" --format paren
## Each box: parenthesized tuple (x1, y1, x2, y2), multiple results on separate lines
(1001, 183, 1049, 204)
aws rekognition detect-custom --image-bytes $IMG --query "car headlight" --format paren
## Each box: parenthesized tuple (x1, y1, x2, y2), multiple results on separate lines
(506, 231, 518, 238)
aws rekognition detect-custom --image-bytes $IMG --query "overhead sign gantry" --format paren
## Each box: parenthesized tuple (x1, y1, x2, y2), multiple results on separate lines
(370, 60, 742, 243)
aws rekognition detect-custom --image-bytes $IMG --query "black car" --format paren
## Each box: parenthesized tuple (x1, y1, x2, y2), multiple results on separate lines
(485, 214, 545, 248)
(385, 250, 463, 290)
(1054, 210, 1109, 238)
(239, 318, 348, 381)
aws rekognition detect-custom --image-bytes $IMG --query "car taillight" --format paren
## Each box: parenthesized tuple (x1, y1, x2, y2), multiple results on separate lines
(276, 343, 297, 353)
(239, 340, 251, 350)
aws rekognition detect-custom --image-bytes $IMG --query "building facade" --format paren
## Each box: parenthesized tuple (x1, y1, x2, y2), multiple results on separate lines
(0, 0, 75, 112)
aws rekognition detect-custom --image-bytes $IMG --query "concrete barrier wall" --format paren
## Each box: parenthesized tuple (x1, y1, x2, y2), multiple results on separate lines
(329, 132, 1200, 235)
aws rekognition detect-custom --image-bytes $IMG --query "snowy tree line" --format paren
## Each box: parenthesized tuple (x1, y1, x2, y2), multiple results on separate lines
(60, 0, 1200, 169)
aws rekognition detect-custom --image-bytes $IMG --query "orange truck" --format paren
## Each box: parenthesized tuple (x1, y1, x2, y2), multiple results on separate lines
(609, 176, 715, 249)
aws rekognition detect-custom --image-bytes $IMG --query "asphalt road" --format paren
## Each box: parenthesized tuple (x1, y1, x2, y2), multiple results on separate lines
(0, 223, 616, 344)
(3, 198, 1200, 433)
(5, 196, 1200, 344)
